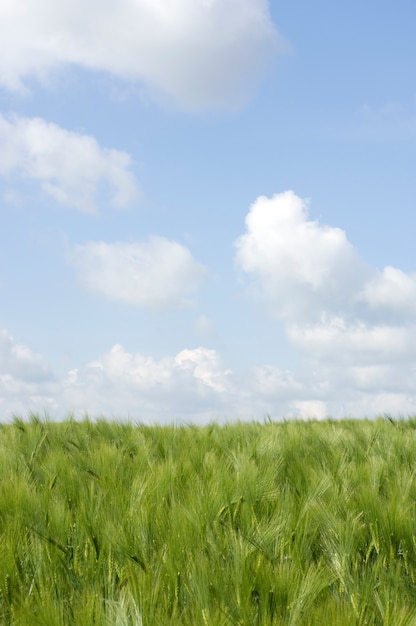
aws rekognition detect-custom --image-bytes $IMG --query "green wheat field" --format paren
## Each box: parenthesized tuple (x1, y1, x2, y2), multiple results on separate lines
(1, 415, 416, 625)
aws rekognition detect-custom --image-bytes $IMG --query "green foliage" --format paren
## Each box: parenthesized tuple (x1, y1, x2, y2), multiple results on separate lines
(1, 416, 416, 624)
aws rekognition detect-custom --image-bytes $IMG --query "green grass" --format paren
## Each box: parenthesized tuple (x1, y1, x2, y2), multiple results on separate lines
(1, 415, 416, 624)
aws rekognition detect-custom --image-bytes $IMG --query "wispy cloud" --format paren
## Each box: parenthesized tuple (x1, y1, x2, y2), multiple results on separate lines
(68, 237, 207, 310)
(0, 329, 52, 382)
(0, 115, 139, 213)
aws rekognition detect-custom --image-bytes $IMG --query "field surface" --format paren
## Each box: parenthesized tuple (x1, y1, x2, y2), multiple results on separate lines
(1, 416, 416, 625)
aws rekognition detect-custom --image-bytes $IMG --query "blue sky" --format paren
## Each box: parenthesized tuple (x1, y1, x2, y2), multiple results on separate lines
(1, 0, 416, 422)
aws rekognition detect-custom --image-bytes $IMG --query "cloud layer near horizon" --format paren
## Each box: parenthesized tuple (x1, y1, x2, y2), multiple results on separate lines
(1, 329, 413, 423)
(0, 0, 281, 110)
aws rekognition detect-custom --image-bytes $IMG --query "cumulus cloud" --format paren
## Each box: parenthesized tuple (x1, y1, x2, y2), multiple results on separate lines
(57, 344, 416, 421)
(4, 187, 416, 422)
(360, 266, 416, 315)
(234, 190, 416, 417)
(0, 114, 139, 213)
(2, 328, 416, 422)
(68, 237, 207, 310)
(235, 190, 416, 325)
(175, 347, 231, 392)
(0, 332, 236, 422)
(234, 191, 368, 321)
(60, 344, 234, 421)
(0, 0, 283, 110)
(0, 329, 321, 423)
(27, 343, 332, 422)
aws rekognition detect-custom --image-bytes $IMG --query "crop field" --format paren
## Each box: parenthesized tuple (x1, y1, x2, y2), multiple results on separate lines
(1, 416, 416, 625)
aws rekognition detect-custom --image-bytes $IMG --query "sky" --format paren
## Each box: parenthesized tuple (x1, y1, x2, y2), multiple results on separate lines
(1, 0, 416, 423)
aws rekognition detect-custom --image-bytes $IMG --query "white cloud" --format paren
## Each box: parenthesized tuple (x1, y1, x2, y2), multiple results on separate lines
(360, 266, 416, 314)
(175, 347, 231, 392)
(234, 191, 368, 321)
(235, 190, 416, 326)
(1, 329, 416, 423)
(45, 345, 416, 421)
(47, 344, 333, 423)
(348, 365, 399, 392)
(56, 343, 416, 421)
(0, 0, 283, 110)
(289, 400, 327, 421)
(60, 344, 234, 421)
(234, 190, 416, 419)
(251, 364, 301, 397)
(287, 318, 416, 364)
(0, 333, 237, 422)
(0, 114, 139, 213)
(337, 392, 416, 420)
(0, 329, 51, 382)
(68, 237, 207, 310)
(6, 191, 411, 424)
(0, 329, 57, 416)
